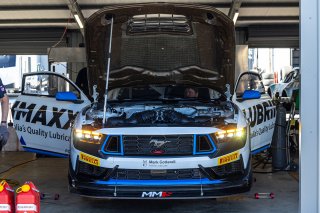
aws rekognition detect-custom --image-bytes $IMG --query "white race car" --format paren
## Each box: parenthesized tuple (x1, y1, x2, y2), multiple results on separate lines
(12, 3, 276, 199)
(268, 67, 300, 99)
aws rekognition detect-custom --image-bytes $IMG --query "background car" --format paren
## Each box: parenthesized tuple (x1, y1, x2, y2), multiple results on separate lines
(268, 67, 300, 99)
(268, 67, 300, 111)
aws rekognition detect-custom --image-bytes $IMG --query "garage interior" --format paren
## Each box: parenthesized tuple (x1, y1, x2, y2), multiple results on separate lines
(0, 0, 313, 212)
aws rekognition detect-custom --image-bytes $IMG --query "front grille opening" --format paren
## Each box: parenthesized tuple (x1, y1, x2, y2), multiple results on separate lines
(212, 157, 244, 178)
(196, 135, 214, 153)
(104, 136, 121, 153)
(77, 161, 108, 178)
(127, 14, 192, 34)
(123, 135, 194, 156)
(112, 169, 201, 180)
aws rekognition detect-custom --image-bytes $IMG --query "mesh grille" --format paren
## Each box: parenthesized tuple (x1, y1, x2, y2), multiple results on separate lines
(121, 35, 200, 71)
(123, 135, 194, 156)
(77, 161, 108, 178)
(128, 14, 191, 34)
(212, 158, 244, 177)
(77, 160, 244, 180)
(112, 168, 201, 180)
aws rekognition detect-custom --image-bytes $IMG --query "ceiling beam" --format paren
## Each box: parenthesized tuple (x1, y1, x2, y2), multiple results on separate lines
(0, 19, 75, 24)
(228, 0, 242, 24)
(0, 2, 299, 11)
(0, 5, 69, 10)
(66, 0, 85, 37)
(238, 16, 299, 21)
(78, 3, 232, 9)
(0, 4, 228, 11)
(241, 2, 299, 8)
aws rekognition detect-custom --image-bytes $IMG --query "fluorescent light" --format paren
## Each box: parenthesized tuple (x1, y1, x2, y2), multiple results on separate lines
(233, 11, 239, 24)
(74, 14, 84, 29)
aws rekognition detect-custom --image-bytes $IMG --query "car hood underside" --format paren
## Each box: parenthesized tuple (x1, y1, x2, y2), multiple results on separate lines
(84, 3, 235, 97)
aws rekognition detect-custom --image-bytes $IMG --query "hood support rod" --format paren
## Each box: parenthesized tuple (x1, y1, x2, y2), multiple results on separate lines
(103, 15, 114, 126)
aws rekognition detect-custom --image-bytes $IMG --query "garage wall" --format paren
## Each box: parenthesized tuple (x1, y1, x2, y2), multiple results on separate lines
(0, 26, 299, 82)
(246, 24, 299, 48)
(0, 28, 68, 54)
(0, 25, 299, 55)
(235, 45, 248, 80)
(68, 31, 86, 81)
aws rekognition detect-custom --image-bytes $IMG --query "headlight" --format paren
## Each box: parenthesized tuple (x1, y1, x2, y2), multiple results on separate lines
(215, 128, 246, 143)
(74, 129, 102, 144)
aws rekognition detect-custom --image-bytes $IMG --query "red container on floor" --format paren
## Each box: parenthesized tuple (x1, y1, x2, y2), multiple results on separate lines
(15, 182, 40, 213)
(0, 180, 14, 213)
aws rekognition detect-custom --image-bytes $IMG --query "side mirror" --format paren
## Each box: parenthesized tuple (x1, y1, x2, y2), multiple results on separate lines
(242, 90, 261, 100)
(56, 92, 83, 103)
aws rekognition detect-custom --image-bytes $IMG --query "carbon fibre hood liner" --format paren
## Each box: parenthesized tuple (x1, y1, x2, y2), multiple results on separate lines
(85, 3, 235, 98)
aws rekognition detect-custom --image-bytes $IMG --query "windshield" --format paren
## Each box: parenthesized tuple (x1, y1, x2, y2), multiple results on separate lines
(108, 85, 222, 101)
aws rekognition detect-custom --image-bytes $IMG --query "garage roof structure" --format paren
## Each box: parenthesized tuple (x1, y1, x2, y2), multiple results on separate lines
(0, 0, 299, 54)
(0, 0, 299, 28)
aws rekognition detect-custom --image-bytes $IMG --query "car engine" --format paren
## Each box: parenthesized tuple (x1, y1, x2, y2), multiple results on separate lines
(82, 100, 238, 127)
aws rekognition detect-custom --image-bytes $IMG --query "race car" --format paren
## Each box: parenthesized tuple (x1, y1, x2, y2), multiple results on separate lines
(268, 67, 300, 99)
(12, 3, 276, 199)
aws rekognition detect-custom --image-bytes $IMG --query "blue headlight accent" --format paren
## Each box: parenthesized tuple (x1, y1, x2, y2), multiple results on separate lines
(100, 135, 123, 156)
(94, 178, 224, 186)
(193, 134, 217, 155)
(193, 134, 196, 155)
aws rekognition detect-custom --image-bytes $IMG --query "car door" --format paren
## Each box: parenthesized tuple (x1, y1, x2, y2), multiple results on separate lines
(233, 72, 276, 153)
(12, 72, 91, 157)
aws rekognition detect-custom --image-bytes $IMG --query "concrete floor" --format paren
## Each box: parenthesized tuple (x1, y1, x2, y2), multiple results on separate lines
(0, 152, 298, 213)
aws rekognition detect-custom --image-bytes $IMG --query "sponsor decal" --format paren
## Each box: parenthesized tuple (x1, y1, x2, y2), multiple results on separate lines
(242, 100, 276, 128)
(143, 160, 148, 167)
(218, 151, 240, 166)
(12, 101, 78, 130)
(142, 159, 176, 168)
(250, 123, 275, 139)
(14, 123, 71, 142)
(79, 152, 100, 166)
(141, 191, 173, 198)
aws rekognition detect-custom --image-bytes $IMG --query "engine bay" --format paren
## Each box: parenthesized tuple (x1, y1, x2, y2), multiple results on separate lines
(83, 100, 238, 127)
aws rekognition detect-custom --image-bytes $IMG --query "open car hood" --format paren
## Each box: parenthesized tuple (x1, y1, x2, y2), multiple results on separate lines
(85, 3, 235, 97)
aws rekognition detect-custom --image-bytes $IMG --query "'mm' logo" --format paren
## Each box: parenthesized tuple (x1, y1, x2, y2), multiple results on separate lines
(141, 191, 172, 198)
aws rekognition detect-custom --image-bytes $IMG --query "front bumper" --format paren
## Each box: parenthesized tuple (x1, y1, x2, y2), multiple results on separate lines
(68, 157, 252, 199)
(70, 178, 251, 199)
